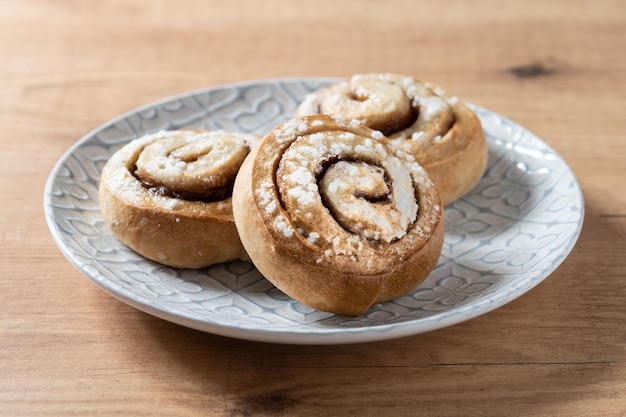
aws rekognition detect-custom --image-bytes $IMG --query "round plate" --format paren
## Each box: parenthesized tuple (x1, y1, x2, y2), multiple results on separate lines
(44, 78, 584, 344)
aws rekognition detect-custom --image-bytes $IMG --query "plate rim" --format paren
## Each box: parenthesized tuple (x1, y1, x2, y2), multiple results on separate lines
(43, 77, 585, 345)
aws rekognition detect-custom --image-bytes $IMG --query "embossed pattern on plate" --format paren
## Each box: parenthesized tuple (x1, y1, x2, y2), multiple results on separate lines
(44, 78, 584, 344)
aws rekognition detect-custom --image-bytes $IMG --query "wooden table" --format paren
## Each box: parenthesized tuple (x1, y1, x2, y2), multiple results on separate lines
(2, 0, 625, 415)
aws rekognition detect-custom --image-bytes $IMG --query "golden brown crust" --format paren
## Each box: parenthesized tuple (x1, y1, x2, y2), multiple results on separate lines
(232, 115, 444, 316)
(295, 73, 488, 205)
(99, 129, 259, 268)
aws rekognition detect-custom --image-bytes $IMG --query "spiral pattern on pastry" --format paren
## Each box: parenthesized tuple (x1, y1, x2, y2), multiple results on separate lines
(295, 73, 488, 205)
(232, 115, 444, 316)
(99, 129, 259, 268)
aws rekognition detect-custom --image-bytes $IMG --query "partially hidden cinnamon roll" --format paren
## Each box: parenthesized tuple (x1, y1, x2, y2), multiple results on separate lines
(295, 73, 488, 205)
(99, 130, 259, 268)
(232, 115, 444, 316)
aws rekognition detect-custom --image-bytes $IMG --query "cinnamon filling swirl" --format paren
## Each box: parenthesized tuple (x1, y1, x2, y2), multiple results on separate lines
(231, 114, 445, 316)
(99, 129, 260, 268)
(295, 73, 488, 205)
(131, 131, 250, 203)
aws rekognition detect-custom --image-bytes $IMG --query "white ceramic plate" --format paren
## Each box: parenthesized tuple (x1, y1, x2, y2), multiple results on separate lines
(44, 78, 584, 345)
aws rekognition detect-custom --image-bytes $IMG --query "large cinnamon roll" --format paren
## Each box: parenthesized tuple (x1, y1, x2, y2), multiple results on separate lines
(232, 115, 444, 316)
(99, 129, 259, 268)
(295, 73, 488, 205)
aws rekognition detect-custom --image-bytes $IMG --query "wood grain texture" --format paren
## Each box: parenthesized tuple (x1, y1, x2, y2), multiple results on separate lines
(1, 0, 625, 416)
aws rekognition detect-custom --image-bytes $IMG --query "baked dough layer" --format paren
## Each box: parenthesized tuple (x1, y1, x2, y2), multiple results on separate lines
(232, 115, 444, 316)
(99, 130, 259, 268)
(296, 73, 488, 205)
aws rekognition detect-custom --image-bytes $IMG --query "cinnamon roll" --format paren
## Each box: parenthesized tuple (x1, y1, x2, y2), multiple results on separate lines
(295, 73, 488, 205)
(232, 115, 444, 316)
(99, 129, 259, 268)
